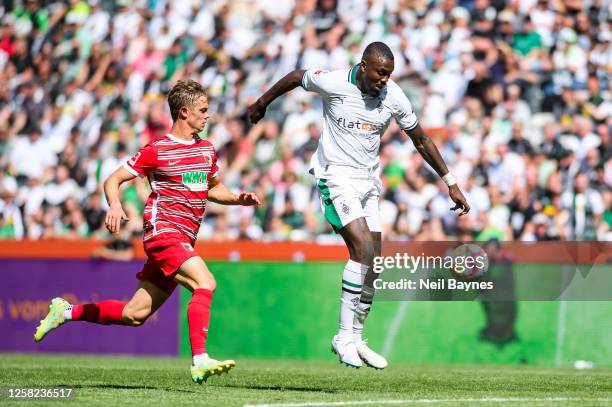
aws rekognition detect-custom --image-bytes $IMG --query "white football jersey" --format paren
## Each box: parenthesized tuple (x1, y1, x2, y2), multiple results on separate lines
(301, 66, 419, 176)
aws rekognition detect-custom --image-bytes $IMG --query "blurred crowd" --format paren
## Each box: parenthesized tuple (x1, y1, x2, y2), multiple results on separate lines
(0, 0, 610, 243)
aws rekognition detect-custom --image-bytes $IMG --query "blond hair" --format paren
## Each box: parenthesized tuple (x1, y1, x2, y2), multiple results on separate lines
(167, 79, 207, 121)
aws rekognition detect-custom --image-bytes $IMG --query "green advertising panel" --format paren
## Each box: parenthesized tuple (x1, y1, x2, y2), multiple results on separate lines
(179, 262, 612, 367)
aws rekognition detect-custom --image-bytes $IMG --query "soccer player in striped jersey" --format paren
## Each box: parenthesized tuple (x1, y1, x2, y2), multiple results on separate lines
(34, 79, 260, 384)
(248, 42, 470, 369)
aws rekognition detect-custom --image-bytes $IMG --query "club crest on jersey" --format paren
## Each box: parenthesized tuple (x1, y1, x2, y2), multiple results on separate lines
(128, 152, 141, 166)
(182, 170, 209, 191)
(202, 152, 213, 166)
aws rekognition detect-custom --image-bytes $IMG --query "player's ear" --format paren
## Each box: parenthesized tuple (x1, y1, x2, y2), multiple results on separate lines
(179, 106, 188, 120)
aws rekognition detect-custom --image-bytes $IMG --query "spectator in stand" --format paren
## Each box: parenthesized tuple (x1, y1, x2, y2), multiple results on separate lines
(0, 0, 609, 242)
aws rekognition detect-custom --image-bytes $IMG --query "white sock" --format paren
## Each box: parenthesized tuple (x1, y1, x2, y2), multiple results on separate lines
(353, 286, 374, 342)
(62, 305, 73, 320)
(193, 353, 208, 365)
(339, 259, 367, 339)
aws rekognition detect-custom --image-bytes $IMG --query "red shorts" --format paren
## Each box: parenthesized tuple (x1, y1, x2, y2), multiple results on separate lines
(136, 234, 199, 295)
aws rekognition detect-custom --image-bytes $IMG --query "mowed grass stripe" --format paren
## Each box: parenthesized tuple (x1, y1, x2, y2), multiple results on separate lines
(0, 354, 610, 407)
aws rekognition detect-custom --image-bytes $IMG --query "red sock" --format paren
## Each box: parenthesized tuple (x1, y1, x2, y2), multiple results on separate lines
(72, 300, 127, 325)
(188, 288, 213, 357)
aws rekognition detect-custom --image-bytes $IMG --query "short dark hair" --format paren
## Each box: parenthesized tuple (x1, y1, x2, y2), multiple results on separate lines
(362, 42, 394, 62)
(167, 79, 207, 121)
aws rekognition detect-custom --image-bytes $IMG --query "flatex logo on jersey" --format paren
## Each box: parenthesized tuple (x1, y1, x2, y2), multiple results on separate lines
(336, 117, 378, 132)
(182, 171, 209, 191)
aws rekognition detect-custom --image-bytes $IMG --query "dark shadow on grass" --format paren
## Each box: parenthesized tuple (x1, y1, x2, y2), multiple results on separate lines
(62, 383, 197, 394)
(220, 384, 338, 394)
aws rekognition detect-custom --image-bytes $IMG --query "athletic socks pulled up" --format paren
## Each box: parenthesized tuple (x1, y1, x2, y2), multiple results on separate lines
(353, 286, 374, 342)
(71, 300, 127, 325)
(338, 259, 367, 339)
(188, 288, 214, 363)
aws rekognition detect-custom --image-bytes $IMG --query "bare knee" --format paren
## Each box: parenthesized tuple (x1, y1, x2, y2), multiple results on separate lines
(194, 273, 216, 291)
(122, 307, 151, 327)
(175, 257, 217, 292)
(341, 219, 375, 265)
(361, 245, 375, 266)
(346, 236, 374, 265)
(176, 272, 216, 292)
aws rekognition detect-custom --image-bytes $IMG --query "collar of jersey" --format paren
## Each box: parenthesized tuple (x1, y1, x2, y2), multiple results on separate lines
(348, 64, 382, 99)
(348, 64, 358, 86)
(167, 133, 195, 145)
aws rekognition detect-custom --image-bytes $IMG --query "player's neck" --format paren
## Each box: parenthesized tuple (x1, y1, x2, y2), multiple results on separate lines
(169, 121, 197, 141)
(355, 70, 367, 94)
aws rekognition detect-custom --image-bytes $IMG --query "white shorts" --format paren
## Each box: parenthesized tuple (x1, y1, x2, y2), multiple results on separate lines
(314, 164, 382, 233)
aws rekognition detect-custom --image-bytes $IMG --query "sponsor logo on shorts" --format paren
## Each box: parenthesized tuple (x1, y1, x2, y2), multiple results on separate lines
(181, 242, 194, 251)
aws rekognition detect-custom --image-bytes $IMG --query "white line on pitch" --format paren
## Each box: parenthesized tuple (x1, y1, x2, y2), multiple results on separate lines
(381, 301, 409, 358)
(244, 397, 612, 407)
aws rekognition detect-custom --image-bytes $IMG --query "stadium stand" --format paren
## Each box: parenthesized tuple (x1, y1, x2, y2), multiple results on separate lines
(0, 0, 610, 242)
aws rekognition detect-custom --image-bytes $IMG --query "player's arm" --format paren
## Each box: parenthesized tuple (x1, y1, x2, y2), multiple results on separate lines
(247, 69, 306, 124)
(103, 166, 136, 234)
(405, 124, 470, 216)
(207, 175, 261, 206)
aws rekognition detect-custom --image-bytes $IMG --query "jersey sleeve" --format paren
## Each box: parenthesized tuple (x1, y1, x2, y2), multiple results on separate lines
(206, 148, 219, 180)
(390, 83, 419, 132)
(301, 68, 333, 97)
(123, 143, 158, 177)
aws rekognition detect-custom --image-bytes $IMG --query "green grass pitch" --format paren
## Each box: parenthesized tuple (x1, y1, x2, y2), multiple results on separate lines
(0, 354, 611, 406)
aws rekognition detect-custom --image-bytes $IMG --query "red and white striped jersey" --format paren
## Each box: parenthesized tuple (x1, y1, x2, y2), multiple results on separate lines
(123, 133, 219, 243)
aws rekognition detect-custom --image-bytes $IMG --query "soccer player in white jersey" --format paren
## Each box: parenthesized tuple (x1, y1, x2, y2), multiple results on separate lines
(248, 42, 470, 369)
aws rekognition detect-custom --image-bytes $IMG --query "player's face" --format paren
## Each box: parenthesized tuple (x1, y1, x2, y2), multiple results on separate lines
(185, 97, 209, 133)
(360, 56, 394, 97)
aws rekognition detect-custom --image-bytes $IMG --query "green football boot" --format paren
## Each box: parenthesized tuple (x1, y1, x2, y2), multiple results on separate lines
(34, 297, 71, 343)
(190, 355, 235, 384)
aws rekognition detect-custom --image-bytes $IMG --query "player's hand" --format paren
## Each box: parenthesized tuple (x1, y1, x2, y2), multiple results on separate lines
(105, 204, 129, 234)
(236, 192, 261, 206)
(247, 99, 267, 124)
(448, 184, 470, 216)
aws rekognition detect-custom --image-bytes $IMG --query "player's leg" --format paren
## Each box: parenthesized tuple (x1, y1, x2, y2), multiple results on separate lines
(352, 230, 381, 340)
(174, 256, 235, 384)
(352, 192, 383, 339)
(349, 189, 388, 369)
(338, 218, 375, 342)
(317, 176, 368, 368)
(332, 217, 375, 368)
(34, 280, 169, 343)
(352, 229, 388, 369)
(121, 279, 171, 326)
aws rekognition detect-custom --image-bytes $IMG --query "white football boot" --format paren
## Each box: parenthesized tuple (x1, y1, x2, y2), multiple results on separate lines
(355, 338, 388, 369)
(331, 335, 362, 368)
